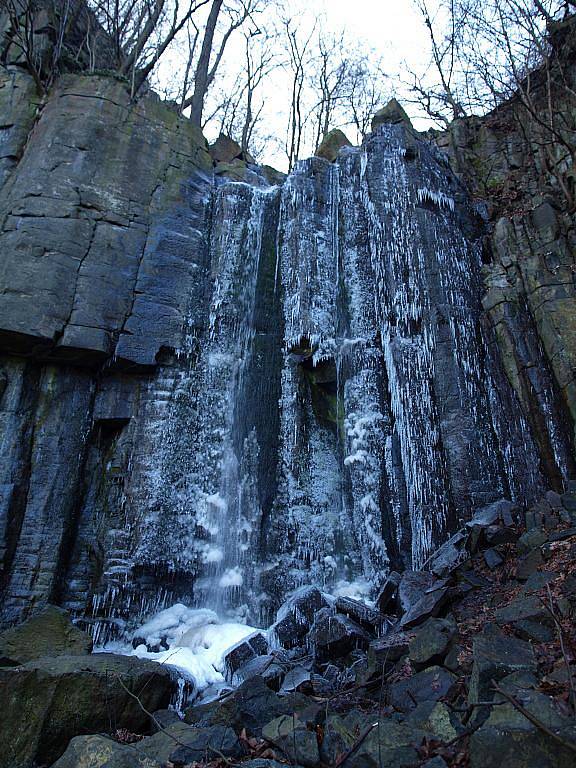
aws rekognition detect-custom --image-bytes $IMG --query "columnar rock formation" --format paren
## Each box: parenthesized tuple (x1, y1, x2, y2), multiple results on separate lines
(1, 63, 573, 638)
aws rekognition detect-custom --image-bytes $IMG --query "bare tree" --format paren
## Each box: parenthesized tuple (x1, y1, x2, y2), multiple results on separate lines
(282, 15, 315, 169)
(180, 0, 260, 126)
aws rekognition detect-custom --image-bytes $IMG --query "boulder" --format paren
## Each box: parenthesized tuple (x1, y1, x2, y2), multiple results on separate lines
(469, 690, 576, 768)
(234, 654, 285, 690)
(400, 584, 450, 629)
(262, 714, 320, 767)
(50, 734, 147, 768)
(224, 631, 268, 682)
(0, 653, 175, 768)
(388, 666, 457, 713)
(368, 632, 411, 667)
(371, 99, 412, 130)
(209, 134, 243, 164)
(427, 530, 469, 576)
(0, 605, 93, 665)
(494, 595, 555, 642)
(409, 617, 456, 670)
(398, 571, 434, 613)
(321, 711, 424, 767)
(468, 625, 536, 710)
(335, 595, 389, 634)
(308, 608, 371, 661)
(376, 571, 402, 613)
(184, 676, 313, 737)
(271, 586, 329, 649)
(484, 547, 504, 569)
(168, 725, 241, 767)
(315, 128, 352, 162)
(406, 701, 460, 742)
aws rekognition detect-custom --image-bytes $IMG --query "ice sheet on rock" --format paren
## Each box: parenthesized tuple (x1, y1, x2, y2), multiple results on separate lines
(103, 605, 258, 695)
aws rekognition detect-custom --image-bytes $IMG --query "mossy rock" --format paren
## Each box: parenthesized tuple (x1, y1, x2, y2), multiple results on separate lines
(0, 605, 93, 665)
(315, 129, 352, 162)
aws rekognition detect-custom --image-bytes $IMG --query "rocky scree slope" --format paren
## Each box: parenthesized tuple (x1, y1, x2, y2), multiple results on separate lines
(0, 491, 575, 767)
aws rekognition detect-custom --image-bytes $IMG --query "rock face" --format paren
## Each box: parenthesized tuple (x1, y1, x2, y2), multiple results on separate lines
(0, 46, 573, 637)
(0, 605, 92, 664)
(0, 653, 175, 768)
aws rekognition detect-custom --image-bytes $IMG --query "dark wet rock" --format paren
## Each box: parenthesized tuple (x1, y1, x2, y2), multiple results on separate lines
(168, 725, 241, 767)
(469, 690, 576, 768)
(183, 676, 312, 737)
(409, 617, 456, 670)
(388, 666, 457, 713)
(517, 529, 548, 555)
(516, 548, 545, 580)
(400, 584, 451, 629)
(398, 571, 434, 613)
(468, 625, 536, 710)
(262, 715, 319, 767)
(0, 653, 175, 768)
(308, 608, 371, 662)
(224, 631, 268, 682)
(376, 571, 402, 613)
(234, 654, 285, 690)
(0, 605, 92, 665)
(484, 547, 504, 569)
(369, 632, 411, 667)
(427, 530, 469, 576)
(279, 665, 312, 694)
(468, 499, 516, 528)
(150, 708, 181, 733)
(271, 586, 329, 650)
(406, 700, 460, 741)
(335, 596, 389, 634)
(321, 710, 424, 767)
(494, 595, 555, 642)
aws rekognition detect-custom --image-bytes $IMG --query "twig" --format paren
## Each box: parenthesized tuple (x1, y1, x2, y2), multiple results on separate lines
(334, 722, 379, 767)
(491, 680, 576, 755)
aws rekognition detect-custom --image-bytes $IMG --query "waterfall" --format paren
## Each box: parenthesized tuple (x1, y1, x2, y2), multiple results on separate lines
(76, 123, 547, 638)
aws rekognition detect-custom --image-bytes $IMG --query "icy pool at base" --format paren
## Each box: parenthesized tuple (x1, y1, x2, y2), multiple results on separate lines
(98, 603, 260, 693)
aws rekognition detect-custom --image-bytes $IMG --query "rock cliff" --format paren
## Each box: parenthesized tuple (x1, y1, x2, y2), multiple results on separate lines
(0, 16, 574, 640)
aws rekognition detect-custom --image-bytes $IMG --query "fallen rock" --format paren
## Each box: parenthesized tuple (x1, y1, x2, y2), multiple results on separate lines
(495, 595, 555, 642)
(321, 711, 424, 767)
(271, 586, 329, 649)
(427, 530, 469, 576)
(335, 595, 389, 634)
(308, 608, 371, 661)
(369, 632, 411, 667)
(388, 666, 457, 713)
(468, 625, 536, 710)
(406, 700, 460, 742)
(224, 631, 268, 682)
(409, 616, 456, 669)
(0, 605, 93, 665)
(50, 734, 145, 768)
(400, 584, 450, 629)
(315, 128, 352, 162)
(469, 690, 576, 768)
(376, 571, 402, 613)
(0, 654, 175, 768)
(262, 714, 319, 767)
(398, 571, 434, 613)
(209, 134, 242, 163)
(168, 725, 241, 767)
(484, 547, 504, 569)
(234, 654, 285, 690)
(184, 675, 313, 737)
(150, 708, 181, 733)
